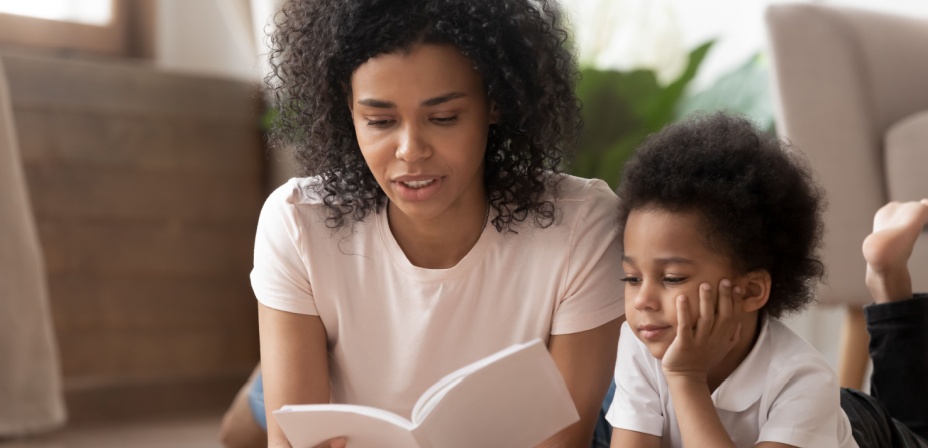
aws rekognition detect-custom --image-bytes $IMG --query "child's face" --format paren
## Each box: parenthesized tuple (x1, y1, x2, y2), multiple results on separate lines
(622, 208, 745, 360)
(349, 43, 497, 223)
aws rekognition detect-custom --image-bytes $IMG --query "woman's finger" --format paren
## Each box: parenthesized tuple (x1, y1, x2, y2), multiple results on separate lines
(314, 437, 347, 448)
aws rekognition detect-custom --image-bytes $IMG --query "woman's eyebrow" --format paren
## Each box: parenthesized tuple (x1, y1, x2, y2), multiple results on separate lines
(357, 98, 394, 108)
(357, 92, 468, 109)
(421, 92, 467, 106)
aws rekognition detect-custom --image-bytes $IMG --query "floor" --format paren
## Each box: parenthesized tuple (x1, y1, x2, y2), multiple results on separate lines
(0, 415, 224, 448)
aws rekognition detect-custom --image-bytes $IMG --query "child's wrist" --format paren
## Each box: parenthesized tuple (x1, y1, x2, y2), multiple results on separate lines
(663, 369, 709, 385)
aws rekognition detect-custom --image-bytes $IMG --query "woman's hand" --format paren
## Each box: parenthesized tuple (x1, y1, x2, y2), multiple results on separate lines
(661, 279, 743, 382)
(312, 437, 347, 448)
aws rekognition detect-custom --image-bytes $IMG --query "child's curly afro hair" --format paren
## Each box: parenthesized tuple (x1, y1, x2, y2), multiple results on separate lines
(616, 113, 826, 318)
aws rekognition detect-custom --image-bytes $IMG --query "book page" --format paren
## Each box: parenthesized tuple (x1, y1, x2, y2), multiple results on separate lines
(274, 404, 419, 448)
(411, 339, 544, 422)
(412, 339, 580, 448)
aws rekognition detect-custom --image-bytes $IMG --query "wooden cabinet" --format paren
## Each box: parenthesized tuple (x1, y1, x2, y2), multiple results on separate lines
(3, 51, 264, 422)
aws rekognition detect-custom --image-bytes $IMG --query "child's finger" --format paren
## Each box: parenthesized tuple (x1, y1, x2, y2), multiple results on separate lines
(717, 279, 733, 320)
(676, 295, 693, 342)
(696, 283, 714, 340)
(732, 285, 744, 320)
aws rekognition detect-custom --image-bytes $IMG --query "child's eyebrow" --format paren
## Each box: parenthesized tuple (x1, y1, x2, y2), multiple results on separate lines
(623, 255, 695, 265)
(655, 256, 695, 265)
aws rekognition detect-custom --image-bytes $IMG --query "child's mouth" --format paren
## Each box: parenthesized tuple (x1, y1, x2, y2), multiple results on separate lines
(638, 325, 670, 341)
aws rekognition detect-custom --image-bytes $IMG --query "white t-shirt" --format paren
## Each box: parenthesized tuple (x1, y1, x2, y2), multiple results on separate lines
(251, 174, 625, 418)
(607, 319, 859, 448)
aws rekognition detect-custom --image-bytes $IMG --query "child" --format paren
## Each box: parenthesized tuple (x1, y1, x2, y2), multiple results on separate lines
(605, 113, 927, 447)
(219, 1, 625, 447)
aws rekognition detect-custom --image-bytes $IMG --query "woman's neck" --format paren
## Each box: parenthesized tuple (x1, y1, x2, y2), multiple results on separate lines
(387, 199, 489, 269)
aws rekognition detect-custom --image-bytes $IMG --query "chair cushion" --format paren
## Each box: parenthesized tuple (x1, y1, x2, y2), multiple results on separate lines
(885, 110, 928, 200)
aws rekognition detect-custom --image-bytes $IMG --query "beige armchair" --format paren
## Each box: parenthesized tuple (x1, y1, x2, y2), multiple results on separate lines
(766, 4, 928, 389)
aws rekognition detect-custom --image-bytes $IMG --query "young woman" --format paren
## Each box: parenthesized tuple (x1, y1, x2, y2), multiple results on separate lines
(219, 1, 625, 447)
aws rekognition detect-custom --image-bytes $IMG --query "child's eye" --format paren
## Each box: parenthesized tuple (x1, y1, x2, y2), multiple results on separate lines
(431, 115, 459, 125)
(620, 276, 641, 286)
(663, 277, 686, 284)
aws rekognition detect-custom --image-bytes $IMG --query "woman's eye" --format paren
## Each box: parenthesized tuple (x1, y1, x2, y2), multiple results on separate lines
(619, 276, 641, 286)
(366, 119, 394, 127)
(431, 115, 458, 124)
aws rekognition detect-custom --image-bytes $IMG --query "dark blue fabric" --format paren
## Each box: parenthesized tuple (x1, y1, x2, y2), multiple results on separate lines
(591, 380, 616, 447)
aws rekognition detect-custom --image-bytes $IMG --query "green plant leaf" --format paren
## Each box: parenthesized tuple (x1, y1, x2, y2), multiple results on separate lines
(676, 53, 775, 133)
(572, 41, 715, 188)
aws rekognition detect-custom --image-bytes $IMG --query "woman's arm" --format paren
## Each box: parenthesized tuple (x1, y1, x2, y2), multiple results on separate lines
(610, 428, 661, 448)
(258, 302, 331, 448)
(535, 316, 623, 448)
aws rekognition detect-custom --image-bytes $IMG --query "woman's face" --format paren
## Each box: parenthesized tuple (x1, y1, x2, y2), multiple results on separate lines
(349, 43, 496, 224)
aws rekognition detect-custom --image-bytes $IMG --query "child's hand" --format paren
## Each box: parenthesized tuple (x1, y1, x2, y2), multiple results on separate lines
(661, 279, 743, 382)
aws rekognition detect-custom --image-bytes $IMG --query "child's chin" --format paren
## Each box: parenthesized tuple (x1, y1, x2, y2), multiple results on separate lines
(647, 345, 668, 360)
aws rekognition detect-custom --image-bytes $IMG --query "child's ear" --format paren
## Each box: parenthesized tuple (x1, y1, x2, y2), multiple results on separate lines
(739, 270, 771, 313)
(489, 102, 501, 124)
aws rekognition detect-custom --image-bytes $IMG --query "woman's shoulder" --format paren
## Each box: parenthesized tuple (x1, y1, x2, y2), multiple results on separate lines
(547, 174, 618, 205)
(265, 176, 328, 208)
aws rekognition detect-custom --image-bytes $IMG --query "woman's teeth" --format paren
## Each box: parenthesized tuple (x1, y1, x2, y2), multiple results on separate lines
(402, 179, 435, 189)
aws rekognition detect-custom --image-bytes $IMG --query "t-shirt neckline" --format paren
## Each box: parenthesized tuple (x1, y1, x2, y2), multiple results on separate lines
(376, 206, 499, 282)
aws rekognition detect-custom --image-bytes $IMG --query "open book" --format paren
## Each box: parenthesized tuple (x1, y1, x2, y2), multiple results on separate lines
(273, 339, 579, 448)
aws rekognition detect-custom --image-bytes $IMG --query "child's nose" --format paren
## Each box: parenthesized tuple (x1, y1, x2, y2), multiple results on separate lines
(633, 284, 661, 311)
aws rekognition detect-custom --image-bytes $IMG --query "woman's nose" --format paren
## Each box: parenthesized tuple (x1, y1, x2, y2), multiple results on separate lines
(395, 124, 431, 162)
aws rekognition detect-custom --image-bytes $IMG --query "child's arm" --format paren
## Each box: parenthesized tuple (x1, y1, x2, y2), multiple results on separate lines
(661, 281, 743, 448)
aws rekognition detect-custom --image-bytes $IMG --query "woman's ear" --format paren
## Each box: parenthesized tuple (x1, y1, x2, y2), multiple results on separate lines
(342, 82, 353, 113)
(739, 270, 771, 313)
(489, 102, 501, 124)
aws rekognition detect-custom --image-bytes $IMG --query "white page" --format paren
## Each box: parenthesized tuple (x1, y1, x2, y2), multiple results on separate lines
(413, 339, 580, 448)
(274, 404, 419, 448)
(411, 339, 542, 423)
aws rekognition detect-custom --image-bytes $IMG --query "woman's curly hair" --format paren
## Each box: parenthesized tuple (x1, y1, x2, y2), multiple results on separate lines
(616, 113, 826, 318)
(266, 0, 581, 231)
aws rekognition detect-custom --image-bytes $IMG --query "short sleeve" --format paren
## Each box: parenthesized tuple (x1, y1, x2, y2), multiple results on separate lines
(249, 182, 318, 315)
(550, 179, 625, 334)
(757, 357, 843, 448)
(606, 323, 665, 437)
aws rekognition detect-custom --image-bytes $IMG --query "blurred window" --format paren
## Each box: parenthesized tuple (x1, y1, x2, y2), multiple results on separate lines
(0, 0, 113, 26)
(0, 0, 152, 57)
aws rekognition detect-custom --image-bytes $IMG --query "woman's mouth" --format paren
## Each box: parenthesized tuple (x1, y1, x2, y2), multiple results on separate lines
(393, 177, 442, 201)
(401, 179, 436, 189)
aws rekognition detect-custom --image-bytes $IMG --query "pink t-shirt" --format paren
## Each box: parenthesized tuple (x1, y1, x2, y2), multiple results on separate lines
(251, 174, 625, 418)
